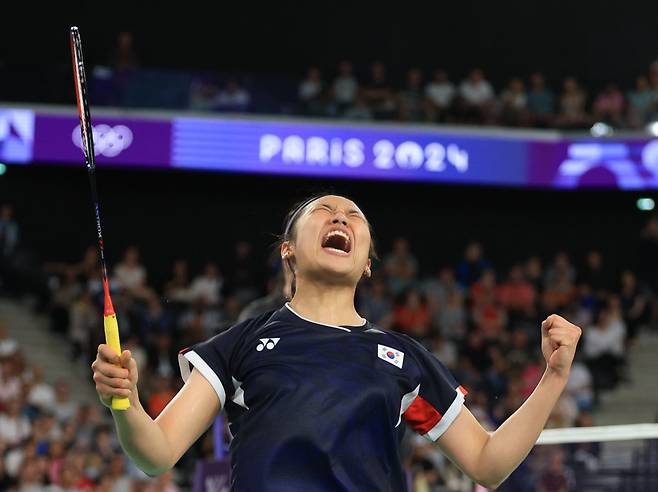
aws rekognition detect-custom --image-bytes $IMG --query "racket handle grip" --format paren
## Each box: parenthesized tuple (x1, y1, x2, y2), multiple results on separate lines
(104, 314, 131, 410)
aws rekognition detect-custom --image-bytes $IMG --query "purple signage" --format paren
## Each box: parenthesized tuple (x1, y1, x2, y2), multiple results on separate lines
(192, 459, 230, 492)
(171, 118, 533, 186)
(33, 113, 171, 167)
(3, 105, 658, 189)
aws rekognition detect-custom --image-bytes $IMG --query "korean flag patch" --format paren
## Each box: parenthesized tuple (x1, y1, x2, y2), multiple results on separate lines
(377, 344, 404, 369)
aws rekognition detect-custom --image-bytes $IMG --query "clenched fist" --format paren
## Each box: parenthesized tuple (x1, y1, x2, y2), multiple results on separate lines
(541, 314, 582, 380)
(91, 344, 139, 409)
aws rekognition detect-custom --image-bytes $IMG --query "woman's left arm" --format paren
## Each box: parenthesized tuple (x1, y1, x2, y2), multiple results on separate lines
(436, 314, 581, 489)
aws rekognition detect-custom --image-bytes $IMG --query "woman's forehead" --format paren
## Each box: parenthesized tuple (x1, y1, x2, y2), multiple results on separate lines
(306, 195, 362, 213)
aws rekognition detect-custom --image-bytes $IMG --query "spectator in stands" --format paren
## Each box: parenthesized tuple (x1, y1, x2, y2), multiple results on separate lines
(383, 237, 419, 295)
(0, 358, 22, 407)
(26, 365, 56, 412)
(112, 246, 150, 300)
(593, 83, 625, 127)
(471, 270, 507, 340)
(225, 240, 260, 307)
(146, 332, 179, 380)
(543, 252, 577, 312)
(216, 78, 251, 113)
(497, 264, 537, 318)
(435, 289, 467, 342)
(109, 31, 140, 74)
(342, 91, 373, 120)
(107, 454, 133, 492)
(146, 375, 177, 419)
(423, 266, 462, 311)
(357, 276, 393, 328)
(143, 469, 180, 492)
(362, 61, 397, 120)
(536, 446, 576, 492)
(188, 75, 222, 112)
(163, 259, 192, 305)
(619, 269, 651, 344)
(398, 68, 427, 122)
(141, 294, 174, 340)
(0, 204, 19, 259)
(430, 333, 458, 370)
(456, 68, 496, 124)
(578, 249, 612, 301)
(499, 77, 530, 127)
(0, 321, 19, 358)
(456, 241, 490, 288)
(583, 303, 626, 396)
(566, 354, 595, 414)
(626, 75, 656, 128)
(332, 60, 359, 115)
(424, 69, 456, 123)
(52, 381, 77, 424)
(554, 77, 590, 129)
(393, 288, 431, 339)
(237, 266, 291, 322)
(188, 261, 223, 307)
(526, 72, 555, 128)
(0, 397, 31, 446)
(637, 216, 658, 293)
(69, 289, 97, 362)
(298, 66, 326, 116)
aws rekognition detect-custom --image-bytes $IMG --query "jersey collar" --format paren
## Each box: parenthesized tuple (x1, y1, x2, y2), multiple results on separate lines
(284, 302, 367, 332)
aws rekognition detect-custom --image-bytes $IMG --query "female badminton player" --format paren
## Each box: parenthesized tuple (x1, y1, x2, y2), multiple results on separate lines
(91, 193, 581, 491)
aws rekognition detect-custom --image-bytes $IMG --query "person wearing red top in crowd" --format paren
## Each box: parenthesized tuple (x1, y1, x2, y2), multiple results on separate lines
(470, 269, 507, 339)
(394, 288, 431, 339)
(497, 265, 537, 315)
(147, 375, 177, 419)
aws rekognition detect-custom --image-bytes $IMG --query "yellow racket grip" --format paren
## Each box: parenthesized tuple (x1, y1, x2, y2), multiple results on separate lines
(104, 313, 130, 410)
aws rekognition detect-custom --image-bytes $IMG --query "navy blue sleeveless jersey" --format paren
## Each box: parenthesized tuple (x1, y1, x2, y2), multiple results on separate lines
(178, 303, 467, 492)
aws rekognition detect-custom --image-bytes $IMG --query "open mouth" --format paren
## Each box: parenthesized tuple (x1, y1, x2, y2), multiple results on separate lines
(321, 229, 352, 256)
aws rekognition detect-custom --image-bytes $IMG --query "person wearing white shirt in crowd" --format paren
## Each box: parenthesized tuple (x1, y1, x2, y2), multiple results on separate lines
(0, 321, 18, 358)
(26, 365, 56, 411)
(189, 262, 223, 307)
(112, 246, 151, 302)
(565, 357, 594, 411)
(332, 60, 358, 115)
(52, 381, 77, 424)
(425, 69, 456, 122)
(583, 303, 626, 397)
(298, 66, 326, 116)
(0, 398, 31, 446)
(0, 359, 22, 406)
(216, 79, 251, 113)
(458, 68, 496, 123)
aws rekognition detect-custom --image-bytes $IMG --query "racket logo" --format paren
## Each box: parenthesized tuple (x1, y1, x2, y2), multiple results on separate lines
(72, 124, 133, 157)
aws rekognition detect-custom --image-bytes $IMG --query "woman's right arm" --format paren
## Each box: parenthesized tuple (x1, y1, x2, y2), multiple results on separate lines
(92, 345, 221, 476)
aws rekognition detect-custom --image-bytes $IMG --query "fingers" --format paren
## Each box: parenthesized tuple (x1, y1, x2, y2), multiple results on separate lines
(97, 344, 121, 364)
(91, 359, 130, 379)
(93, 372, 132, 390)
(95, 382, 132, 398)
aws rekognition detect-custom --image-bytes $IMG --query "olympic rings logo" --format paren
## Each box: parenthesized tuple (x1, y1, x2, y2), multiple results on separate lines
(72, 124, 134, 157)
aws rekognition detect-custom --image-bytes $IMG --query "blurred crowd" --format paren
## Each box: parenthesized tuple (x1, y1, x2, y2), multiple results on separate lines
(80, 32, 658, 131)
(1, 198, 658, 491)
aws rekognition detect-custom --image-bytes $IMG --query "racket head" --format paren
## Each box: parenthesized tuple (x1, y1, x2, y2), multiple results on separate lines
(70, 26, 96, 172)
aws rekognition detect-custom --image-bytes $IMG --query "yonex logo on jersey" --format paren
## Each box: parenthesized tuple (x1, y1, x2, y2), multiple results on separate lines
(377, 344, 404, 369)
(256, 338, 281, 351)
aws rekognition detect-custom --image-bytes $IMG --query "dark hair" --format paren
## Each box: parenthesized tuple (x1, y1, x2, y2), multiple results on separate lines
(277, 192, 379, 299)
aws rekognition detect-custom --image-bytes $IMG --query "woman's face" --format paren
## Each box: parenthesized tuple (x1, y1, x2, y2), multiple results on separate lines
(282, 195, 372, 287)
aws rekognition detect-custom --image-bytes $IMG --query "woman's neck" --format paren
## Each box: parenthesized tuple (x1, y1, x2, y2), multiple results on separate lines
(288, 277, 364, 327)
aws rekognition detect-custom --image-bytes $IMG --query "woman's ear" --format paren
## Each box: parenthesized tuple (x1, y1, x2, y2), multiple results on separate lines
(364, 258, 372, 277)
(281, 241, 293, 259)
